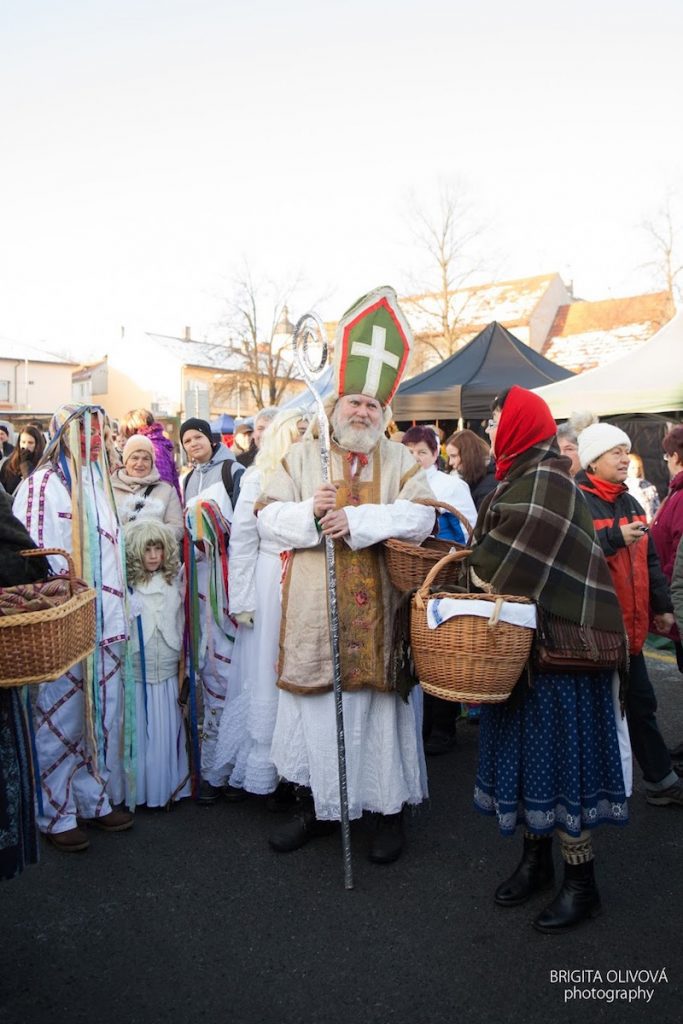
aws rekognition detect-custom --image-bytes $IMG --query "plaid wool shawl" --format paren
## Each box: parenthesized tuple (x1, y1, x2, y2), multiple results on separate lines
(469, 441, 623, 631)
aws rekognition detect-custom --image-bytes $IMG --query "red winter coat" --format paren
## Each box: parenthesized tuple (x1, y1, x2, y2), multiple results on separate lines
(577, 473, 672, 655)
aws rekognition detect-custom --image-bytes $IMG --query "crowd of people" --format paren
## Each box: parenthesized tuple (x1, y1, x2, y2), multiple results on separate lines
(0, 286, 681, 937)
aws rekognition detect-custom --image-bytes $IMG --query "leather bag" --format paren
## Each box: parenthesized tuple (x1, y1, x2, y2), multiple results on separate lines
(534, 607, 625, 673)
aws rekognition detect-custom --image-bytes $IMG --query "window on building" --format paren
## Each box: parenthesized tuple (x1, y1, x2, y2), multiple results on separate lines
(72, 380, 92, 401)
(0, 380, 10, 401)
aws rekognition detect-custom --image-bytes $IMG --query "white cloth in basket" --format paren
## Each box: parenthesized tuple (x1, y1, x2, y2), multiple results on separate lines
(427, 598, 537, 630)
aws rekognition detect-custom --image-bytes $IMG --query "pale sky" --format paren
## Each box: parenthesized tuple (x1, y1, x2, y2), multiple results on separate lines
(1, 0, 682, 360)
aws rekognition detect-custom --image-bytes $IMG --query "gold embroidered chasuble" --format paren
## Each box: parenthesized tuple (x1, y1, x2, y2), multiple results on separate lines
(256, 437, 434, 696)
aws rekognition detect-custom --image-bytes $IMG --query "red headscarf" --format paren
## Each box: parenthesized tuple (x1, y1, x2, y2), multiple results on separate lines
(493, 385, 558, 480)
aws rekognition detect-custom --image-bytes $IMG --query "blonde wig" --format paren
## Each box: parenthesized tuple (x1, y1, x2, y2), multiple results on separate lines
(119, 408, 154, 439)
(255, 407, 311, 489)
(124, 519, 180, 586)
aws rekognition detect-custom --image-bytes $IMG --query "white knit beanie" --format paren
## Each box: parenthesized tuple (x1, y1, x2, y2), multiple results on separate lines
(122, 434, 155, 465)
(578, 422, 631, 470)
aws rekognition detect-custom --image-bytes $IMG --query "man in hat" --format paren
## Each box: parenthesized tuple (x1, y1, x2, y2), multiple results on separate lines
(13, 404, 134, 851)
(256, 287, 435, 863)
(236, 408, 279, 469)
(232, 417, 255, 463)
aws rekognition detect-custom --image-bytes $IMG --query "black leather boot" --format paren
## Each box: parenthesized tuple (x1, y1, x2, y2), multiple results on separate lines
(368, 810, 404, 864)
(533, 860, 601, 933)
(266, 779, 299, 813)
(423, 694, 459, 755)
(268, 788, 335, 852)
(494, 835, 554, 907)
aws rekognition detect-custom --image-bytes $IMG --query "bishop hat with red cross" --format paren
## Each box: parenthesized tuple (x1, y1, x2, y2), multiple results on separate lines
(335, 286, 413, 406)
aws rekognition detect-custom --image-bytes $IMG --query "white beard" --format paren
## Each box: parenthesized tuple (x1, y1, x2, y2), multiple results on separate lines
(331, 408, 384, 455)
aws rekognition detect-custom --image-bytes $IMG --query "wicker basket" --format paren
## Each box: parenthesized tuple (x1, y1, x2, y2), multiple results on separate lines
(384, 498, 474, 592)
(410, 549, 535, 704)
(0, 548, 97, 688)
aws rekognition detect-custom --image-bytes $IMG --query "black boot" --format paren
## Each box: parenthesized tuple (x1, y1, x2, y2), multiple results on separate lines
(494, 835, 554, 907)
(368, 810, 404, 864)
(266, 779, 299, 813)
(423, 695, 459, 755)
(196, 780, 222, 806)
(424, 728, 457, 756)
(533, 860, 601, 933)
(268, 788, 335, 853)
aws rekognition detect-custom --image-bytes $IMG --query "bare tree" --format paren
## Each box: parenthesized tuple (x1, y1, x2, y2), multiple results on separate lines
(402, 181, 491, 366)
(641, 193, 683, 303)
(218, 266, 301, 409)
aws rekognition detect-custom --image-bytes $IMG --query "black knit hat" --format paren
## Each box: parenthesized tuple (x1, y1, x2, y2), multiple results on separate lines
(180, 417, 214, 446)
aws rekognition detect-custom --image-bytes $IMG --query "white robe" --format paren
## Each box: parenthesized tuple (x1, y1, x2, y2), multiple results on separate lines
(214, 467, 285, 794)
(257, 438, 434, 820)
(13, 464, 128, 832)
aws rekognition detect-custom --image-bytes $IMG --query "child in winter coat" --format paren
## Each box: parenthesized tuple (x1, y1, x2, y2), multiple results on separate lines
(125, 520, 190, 808)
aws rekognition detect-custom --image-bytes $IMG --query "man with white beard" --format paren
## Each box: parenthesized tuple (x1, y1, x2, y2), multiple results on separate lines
(256, 287, 435, 864)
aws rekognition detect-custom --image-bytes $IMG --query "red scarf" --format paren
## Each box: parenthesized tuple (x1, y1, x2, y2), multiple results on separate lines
(583, 471, 627, 505)
(494, 386, 558, 480)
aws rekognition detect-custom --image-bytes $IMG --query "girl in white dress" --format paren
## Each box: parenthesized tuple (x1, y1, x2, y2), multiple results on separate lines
(125, 521, 191, 808)
(215, 407, 310, 797)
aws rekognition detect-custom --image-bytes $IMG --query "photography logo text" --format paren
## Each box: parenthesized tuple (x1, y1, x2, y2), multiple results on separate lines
(550, 968, 669, 1004)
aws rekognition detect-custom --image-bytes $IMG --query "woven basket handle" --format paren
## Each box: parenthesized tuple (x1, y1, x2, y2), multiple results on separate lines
(20, 548, 78, 597)
(488, 597, 505, 629)
(413, 497, 474, 545)
(414, 548, 473, 610)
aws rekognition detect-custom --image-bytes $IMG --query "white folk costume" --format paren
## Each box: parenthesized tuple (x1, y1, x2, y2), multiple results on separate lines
(181, 426, 241, 790)
(127, 571, 190, 807)
(257, 287, 435, 823)
(214, 466, 286, 795)
(13, 407, 131, 835)
(183, 499, 236, 788)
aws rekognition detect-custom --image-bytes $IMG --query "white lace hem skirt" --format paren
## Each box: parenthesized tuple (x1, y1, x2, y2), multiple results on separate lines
(214, 549, 282, 794)
(270, 686, 428, 820)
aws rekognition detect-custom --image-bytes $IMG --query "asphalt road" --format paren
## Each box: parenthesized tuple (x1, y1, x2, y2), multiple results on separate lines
(1, 652, 681, 1024)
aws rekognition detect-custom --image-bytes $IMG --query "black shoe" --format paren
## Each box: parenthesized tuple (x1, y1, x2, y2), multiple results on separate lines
(268, 808, 336, 852)
(368, 810, 404, 864)
(424, 729, 457, 756)
(223, 783, 249, 803)
(266, 779, 299, 813)
(196, 780, 222, 806)
(645, 775, 683, 806)
(533, 860, 601, 934)
(494, 835, 554, 907)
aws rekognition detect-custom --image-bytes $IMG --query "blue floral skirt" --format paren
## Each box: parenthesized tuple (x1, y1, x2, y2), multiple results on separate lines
(474, 671, 628, 837)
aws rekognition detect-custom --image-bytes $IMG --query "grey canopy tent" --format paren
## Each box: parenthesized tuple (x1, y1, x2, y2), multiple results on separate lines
(392, 321, 574, 422)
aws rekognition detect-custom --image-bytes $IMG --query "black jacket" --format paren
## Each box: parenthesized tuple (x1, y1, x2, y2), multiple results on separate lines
(0, 491, 50, 585)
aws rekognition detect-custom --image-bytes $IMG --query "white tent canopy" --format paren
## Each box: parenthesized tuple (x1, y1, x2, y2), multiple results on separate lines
(533, 308, 683, 418)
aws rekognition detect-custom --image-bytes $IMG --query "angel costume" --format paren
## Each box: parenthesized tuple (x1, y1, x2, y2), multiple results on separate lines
(214, 466, 285, 795)
(127, 573, 190, 807)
